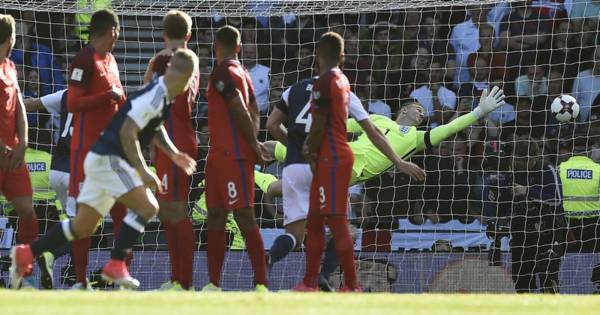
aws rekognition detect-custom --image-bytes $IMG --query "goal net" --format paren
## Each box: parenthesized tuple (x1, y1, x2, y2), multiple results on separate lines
(1, 0, 600, 293)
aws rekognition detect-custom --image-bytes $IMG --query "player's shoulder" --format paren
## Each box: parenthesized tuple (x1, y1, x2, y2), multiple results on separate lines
(73, 45, 96, 61)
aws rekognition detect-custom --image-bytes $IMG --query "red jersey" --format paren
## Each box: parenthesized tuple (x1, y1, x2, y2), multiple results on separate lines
(151, 53, 200, 152)
(0, 58, 21, 148)
(207, 59, 258, 161)
(311, 68, 353, 162)
(67, 45, 124, 153)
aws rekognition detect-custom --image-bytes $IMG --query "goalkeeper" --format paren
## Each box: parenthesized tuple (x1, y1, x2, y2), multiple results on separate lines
(270, 86, 506, 185)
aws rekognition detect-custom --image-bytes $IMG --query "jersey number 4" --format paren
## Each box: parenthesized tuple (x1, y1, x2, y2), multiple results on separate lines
(295, 101, 313, 133)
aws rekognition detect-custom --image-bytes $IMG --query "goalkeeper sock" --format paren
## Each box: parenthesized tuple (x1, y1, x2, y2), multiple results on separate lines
(72, 237, 91, 283)
(207, 228, 226, 287)
(268, 233, 296, 265)
(163, 221, 180, 282)
(110, 204, 133, 267)
(174, 219, 195, 289)
(31, 220, 77, 257)
(242, 224, 267, 286)
(327, 216, 358, 289)
(320, 238, 338, 280)
(111, 211, 147, 260)
(18, 215, 39, 244)
(303, 214, 325, 288)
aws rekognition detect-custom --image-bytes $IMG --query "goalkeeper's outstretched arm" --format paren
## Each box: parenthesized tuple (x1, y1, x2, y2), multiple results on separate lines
(415, 86, 505, 152)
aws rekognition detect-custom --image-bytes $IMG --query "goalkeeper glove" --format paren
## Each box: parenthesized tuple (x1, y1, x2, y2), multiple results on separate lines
(473, 86, 506, 119)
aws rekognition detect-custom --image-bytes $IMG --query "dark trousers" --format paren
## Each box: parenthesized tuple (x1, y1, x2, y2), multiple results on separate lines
(567, 217, 600, 252)
(511, 240, 561, 293)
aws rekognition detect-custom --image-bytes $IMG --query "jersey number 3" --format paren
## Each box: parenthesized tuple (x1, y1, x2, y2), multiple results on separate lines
(295, 101, 313, 133)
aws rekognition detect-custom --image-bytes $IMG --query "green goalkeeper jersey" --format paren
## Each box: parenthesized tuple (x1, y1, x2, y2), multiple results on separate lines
(274, 112, 479, 184)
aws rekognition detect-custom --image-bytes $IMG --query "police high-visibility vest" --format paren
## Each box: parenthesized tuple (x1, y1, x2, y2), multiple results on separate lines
(559, 156, 600, 218)
(74, 0, 112, 42)
(26, 148, 55, 202)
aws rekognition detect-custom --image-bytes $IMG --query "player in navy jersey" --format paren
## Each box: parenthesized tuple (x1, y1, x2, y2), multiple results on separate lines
(10, 49, 198, 289)
(266, 76, 424, 290)
(25, 89, 72, 289)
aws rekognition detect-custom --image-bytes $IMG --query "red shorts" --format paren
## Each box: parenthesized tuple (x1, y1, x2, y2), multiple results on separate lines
(68, 149, 86, 198)
(155, 147, 196, 202)
(0, 163, 32, 200)
(309, 158, 353, 216)
(205, 158, 254, 211)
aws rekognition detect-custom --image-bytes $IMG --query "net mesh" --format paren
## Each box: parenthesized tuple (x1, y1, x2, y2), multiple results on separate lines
(1, 0, 600, 293)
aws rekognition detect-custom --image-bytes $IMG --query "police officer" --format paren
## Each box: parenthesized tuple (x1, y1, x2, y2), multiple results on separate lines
(558, 140, 600, 292)
(511, 139, 566, 293)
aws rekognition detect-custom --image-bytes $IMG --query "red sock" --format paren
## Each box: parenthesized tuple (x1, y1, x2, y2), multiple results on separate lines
(110, 204, 132, 267)
(18, 215, 38, 244)
(303, 213, 325, 288)
(327, 216, 359, 289)
(207, 229, 226, 287)
(72, 237, 91, 283)
(174, 219, 195, 289)
(163, 221, 179, 282)
(242, 225, 267, 286)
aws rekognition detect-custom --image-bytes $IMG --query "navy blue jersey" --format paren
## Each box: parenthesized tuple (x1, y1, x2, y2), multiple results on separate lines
(92, 77, 172, 164)
(40, 89, 71, 172)
(276, 78, 314, 166)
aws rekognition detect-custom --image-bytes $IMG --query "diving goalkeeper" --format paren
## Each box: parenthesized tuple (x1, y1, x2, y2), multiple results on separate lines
(270, 86, 506, 185)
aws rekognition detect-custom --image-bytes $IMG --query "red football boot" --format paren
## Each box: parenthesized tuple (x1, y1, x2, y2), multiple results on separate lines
(9, 245, 34, 289)
(292, 282, 319, 292)
(101, 259, 140, 289)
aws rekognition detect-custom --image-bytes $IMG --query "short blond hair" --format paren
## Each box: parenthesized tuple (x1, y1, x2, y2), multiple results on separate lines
(163, 10, 192, 40)
(171, 48, 198, 73)
(0, 14, 16, 45)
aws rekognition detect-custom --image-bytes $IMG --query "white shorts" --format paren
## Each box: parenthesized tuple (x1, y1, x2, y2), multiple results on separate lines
(77, 152, 144, 216)
(282, 164, 313, 226)
(49, 170, 70, 216)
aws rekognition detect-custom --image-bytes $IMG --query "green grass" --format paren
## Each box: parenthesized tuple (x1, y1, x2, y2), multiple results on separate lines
(1, 291, 599, 315)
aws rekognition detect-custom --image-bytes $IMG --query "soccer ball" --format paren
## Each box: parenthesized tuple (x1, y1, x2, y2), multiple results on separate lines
(551, 94, 580, 122)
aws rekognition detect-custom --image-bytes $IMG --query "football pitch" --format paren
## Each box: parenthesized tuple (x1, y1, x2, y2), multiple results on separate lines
(1, 291, 599, 315)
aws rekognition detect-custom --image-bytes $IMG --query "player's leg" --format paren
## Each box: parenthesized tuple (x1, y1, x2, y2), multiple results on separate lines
(69, 151, 92, 287)
(233, 208, 267, 288)
(158, 199, 194, 290)
(322, 161, 360, 292)
(156, 155, 195, 290)
(6, 164, 38, 245)
(204, 158, 229, 290)
(268, 164, 311, 266)
(10, 202, 102, 289)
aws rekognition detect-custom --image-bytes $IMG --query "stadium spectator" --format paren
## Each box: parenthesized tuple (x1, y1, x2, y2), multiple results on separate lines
(467, 23, 507, 83)
(399, 46, 432, 98)
(568, 0, 600, 23)
(572, 45, 600, 122)
(515, 64, 548, 99)
(409, 60, 457, 127)
(11, 18, 66, 95)
(458, 56, 491, 98)
(499, 1, 550, 78)
(545, 19, 580, 91)
(417, 12, 456, 68)
(449, 5, 495, 86)
(355, 74, 392, 118)
(242, 41, 271, 113)
(343, 33, 369, 88)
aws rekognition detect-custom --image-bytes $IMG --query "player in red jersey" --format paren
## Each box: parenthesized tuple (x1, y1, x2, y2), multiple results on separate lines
(202, 25, 269, 292)
(294, 32, 361, 292)
(142, 10, 199, 291)
(0, 14, 38, 288)
(66, 9, 128, 289)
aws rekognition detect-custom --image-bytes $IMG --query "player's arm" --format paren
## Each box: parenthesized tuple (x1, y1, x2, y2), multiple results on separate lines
(8, 88, 28, 170)
(415, 86, 506, 152)
(23, 97, 44, 111)
(143, 56, 156, 85)
(152, 126, 196, 175)
(266, 106, 288, 145)
(358, 118, 425, 181)
(25, 89, 66, 113)
(266, 87, 290, 145)
(120, 117, 161, 192)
